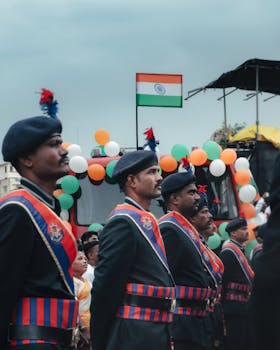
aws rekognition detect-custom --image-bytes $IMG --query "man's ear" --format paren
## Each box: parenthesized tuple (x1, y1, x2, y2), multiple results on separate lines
(169, 192, 180, 206)
(18, 155, 33, 168)
(126, 174, 137, 189)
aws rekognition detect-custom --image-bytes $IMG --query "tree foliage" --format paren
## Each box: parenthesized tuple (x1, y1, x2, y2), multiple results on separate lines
(211, 122, 247, 147)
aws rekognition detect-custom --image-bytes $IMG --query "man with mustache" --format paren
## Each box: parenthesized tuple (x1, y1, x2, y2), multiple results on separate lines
(220, 219, 254, 350)
(90, 150, 176, 350)
(0, 116, 78, 349)
(159, 168, 218, 350)
(189, 187, 224, 350)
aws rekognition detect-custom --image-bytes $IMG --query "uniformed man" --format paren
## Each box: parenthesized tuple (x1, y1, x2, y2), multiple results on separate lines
(159, 170, 218, 350)
(189, 187, 224, 350)
(219, 218, 254, 350)
(250, 224, 265, 272)
(90, 150, 175, 350)
(251, 153, 280, 350)
(0, 116, 78, 349)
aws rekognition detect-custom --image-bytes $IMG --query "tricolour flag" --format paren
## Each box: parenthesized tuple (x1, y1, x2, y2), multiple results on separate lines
(136, 73, 183, 108)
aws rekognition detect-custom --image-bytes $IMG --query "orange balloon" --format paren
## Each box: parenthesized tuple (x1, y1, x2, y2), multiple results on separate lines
(240, 202, 256, 219)
(94, 129, 110, 146)
(62, 142, 72, 149)
(53, 189, 64, 198)
(88, 164, 106, 181)
(159, 155, 178, 172)
(234, 170, 250, 186)
(189, 149, 207, 166)
(220, 148, 237, 165)
(247, 222, 257, 240)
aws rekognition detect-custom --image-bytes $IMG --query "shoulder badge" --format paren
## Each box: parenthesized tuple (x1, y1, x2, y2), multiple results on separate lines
(140, 216, 153, 230)
(48, 223, 64, 243)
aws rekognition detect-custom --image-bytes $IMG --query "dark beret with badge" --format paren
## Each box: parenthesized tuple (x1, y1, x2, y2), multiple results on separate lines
(2, 116, 62, 162)
(226, 218, 247, 233)
(161, 157, 196, 198)
(112, 150, 158, 183)
(196, 185, 208, 211)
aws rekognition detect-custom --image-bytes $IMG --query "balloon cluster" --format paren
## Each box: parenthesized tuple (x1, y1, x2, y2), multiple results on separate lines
(94, 129, 120, 157)
(54, 129, 120, 214)
(165, 141, 260, 256)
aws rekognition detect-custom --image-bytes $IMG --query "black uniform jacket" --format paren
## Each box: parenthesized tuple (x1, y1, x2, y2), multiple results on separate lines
(160, 213, 213, 347)
(0, 178, 75, 350)
(251, 154, 280, 350)
(219, 239, 251, 315)
(90, 197, 174, 350)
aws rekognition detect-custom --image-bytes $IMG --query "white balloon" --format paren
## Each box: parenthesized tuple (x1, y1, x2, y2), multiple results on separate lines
(67, 144, 82, 159)
(104, 141, 120, 157)
(209, 159, 226, 177)
(235, 157, 250, 171)
(69, 156, 88, 173)
(60, 209, 69, 221)
(252, 212, 267, 225)
(239, 184, 257, 203)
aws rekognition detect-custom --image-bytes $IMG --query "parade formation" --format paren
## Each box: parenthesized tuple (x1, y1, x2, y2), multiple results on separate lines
(0, 84, 278, 350)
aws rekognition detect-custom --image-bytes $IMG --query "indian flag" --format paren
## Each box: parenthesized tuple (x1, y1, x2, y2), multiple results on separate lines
(136, 73, 183, 107)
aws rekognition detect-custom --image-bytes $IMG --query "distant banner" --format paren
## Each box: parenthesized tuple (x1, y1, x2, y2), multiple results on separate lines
(136, 73, 182, 108)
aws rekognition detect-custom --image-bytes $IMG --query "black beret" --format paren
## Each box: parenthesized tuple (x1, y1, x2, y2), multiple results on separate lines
(197, 192, 208, 211)
(83, 239, 99, 255)
(255, 223, 266, 239)
(2, 116, 62, 162)
(112, 150, 158, 182)
(226, 218, 247, 233)
(161, 172, 196, 197)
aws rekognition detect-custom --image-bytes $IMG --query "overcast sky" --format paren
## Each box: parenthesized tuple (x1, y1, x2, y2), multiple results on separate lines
(1, 0, 280, 159)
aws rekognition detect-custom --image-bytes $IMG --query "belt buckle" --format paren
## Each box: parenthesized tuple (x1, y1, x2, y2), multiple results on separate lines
(170, 298, 176, 312)
(71, 327, 80, 347)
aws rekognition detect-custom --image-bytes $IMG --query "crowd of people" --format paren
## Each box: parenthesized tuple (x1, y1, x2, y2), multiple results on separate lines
(0, 114, 279, 350)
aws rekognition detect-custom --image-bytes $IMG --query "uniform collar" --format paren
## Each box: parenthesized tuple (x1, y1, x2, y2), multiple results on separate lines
(230, 238, 245, 252)
(20, 177, 58, 212)
(124, 196, 146, 211)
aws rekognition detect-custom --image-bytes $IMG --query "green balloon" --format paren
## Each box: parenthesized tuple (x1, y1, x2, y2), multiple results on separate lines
(202, 140, 221, 160)
(58, 193, 74, 210)
(88, 222, 104, 233)
(61, 175, 80, 194)
(218, 222, 229, 240)
(245, 239, 258, 258)
(207, 233, 222, 250)
(171, 144, 190, 161)
(106, 160, 118, 178)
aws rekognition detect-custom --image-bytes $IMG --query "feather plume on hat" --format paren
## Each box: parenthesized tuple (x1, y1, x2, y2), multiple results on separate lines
(39, 88, 58, 119)
(143, 127, 159, 152)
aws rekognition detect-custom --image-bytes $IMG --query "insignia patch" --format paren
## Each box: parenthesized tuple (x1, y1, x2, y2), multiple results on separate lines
(140, 216, 153, 230)
(154, 83, 166, 95)
(203, 251, 210, 261)
(48, 223, 64, 243)
(189, 231, 196, 240)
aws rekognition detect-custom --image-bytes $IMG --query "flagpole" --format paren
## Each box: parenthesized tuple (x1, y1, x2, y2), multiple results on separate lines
(136, 104, 139, 150)
(136, 73, 139, 150)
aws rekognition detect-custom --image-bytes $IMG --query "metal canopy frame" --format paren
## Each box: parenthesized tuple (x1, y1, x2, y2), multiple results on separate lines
(185, 58, 280, 142)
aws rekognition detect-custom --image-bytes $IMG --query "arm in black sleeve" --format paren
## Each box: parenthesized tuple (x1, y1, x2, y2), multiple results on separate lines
(0, 204, 35, 349)
(90, 217, 136, 350)
(161, 225, 183, 276)
(219, 250, 236, 291)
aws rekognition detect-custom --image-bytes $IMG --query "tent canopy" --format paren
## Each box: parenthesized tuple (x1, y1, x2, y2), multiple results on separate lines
(186, 58, 280, 98)
(204, 58, 280, 95)
(229, 125, 280, 149)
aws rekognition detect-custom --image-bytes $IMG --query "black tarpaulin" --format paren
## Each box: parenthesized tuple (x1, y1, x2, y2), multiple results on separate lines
(205, 58, 280, 95)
